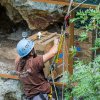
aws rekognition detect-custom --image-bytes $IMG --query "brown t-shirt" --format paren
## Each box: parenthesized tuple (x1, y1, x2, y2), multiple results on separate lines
(16, 55, 51, 98)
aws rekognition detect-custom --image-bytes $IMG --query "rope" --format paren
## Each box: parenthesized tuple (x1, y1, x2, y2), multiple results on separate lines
(61, 0, 88, 99)
(61, 0, 74, 99)
(67, 0, 74, 16)
(61, 29, 66, 100)
(49, 0, 88, 99)
(49, 35, 64, 100)
(64, 0, 88, 30)
(63, 0, 74, 33)
(69, 0, 88, 14)
(50, 68, 59, 100)
(50, 0, 74, 99)
(49, 29, 65, 100)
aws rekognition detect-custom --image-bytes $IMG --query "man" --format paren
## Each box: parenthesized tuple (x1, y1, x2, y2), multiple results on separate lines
(15, 37, 59, 100)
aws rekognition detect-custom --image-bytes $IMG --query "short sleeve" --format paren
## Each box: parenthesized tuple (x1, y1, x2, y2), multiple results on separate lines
(32, 55, 45, 71)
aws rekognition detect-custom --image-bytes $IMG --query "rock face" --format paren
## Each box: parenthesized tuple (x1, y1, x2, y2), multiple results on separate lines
(0, 0, 65, 30)
(0, 1, 65, 99)
(0, 47, 22, 100)
(0, 79, 22, 100)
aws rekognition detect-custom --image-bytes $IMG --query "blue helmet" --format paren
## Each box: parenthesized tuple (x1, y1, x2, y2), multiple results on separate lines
(16, 38, 35, 57)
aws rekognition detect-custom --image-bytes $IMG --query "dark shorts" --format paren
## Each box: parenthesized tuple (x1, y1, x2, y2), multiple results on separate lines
(27, 93, 55, 100)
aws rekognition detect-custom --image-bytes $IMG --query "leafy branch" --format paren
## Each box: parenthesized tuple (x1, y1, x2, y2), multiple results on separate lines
(64, 5, 100, 100)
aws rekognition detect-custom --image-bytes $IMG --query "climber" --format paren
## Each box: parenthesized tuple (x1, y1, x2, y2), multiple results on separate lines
(15, 37, 59, 100)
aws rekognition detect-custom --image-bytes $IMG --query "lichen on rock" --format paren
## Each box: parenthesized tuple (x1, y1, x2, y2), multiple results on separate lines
(0, 78, 23, 100)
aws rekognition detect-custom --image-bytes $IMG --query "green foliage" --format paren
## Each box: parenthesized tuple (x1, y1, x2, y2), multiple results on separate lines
(72, 57, 100, 100)
(95, 38, 100, 47)
(92, 38, 100, 50)
(69, 46, 77, 57)
(64, 5, 100, 100)
(78, 32, 88, 41)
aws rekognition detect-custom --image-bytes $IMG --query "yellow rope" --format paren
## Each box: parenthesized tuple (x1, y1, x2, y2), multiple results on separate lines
(48, 87, 53, 100)
(55, 34, 64, 63)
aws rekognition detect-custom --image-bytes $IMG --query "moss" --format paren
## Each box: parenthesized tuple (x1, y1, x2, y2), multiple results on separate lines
(4, 92, 17, 100)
